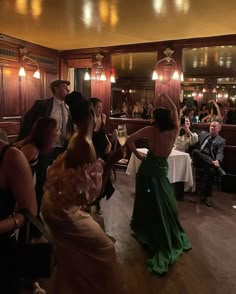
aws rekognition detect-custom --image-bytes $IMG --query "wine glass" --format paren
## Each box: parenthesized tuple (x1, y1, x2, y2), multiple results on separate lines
(117, 124, 127, 146)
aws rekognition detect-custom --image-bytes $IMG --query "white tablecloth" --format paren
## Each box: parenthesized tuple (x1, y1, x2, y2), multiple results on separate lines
(126, 148, 194, 191)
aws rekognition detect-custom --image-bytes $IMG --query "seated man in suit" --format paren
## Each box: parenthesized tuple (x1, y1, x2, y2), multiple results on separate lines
(192, 121, 225, 207)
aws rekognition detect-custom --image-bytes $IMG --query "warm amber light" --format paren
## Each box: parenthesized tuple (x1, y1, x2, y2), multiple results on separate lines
(16, 0, 27, 15)
(19, 66, 26, 77)
(100, 72, 107, 81)
(172, 70, 180, 80)
(110, 74, 116, 83)
(110, 3, 118, 27)
(84, 71, 91, 80)
(33, 70, 40, 79)
(31, 0, 43, 19)
(82, 1, 93, 28)
(99, 0, 109, 23)
(152, 70, 158, 80)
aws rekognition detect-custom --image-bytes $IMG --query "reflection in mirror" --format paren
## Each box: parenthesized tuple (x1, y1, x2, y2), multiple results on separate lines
(111, 52, 157, 119)
(182, 46, 236, 124)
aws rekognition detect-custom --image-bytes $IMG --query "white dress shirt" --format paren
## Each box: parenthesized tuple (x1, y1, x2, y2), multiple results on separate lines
(50, 97, 69, 147)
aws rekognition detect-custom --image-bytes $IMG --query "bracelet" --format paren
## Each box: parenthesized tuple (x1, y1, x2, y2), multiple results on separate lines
(12, 213, 20, 230)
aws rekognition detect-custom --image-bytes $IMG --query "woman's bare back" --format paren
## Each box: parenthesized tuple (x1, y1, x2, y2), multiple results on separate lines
(149, 126, 177, 158)
(65, 133, 97, 169)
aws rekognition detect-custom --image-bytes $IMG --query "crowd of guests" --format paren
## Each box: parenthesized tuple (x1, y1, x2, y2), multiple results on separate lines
(113, 96, 236, 124)
(0, 80, 229, 293)
(179, 97, 236, 124)
(113, 99, 154, 119)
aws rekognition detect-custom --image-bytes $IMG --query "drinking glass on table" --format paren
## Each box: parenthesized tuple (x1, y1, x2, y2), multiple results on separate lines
(117, 125, 127, 146)
(117, 124, 127, 158)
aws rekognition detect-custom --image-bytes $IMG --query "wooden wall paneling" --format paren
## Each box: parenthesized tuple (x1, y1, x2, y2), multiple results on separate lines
(2, 66, 21, 119)
(154, 47, 182, 106)
(43, 72, 57, 98)
(67, 59, 92, 68)
(59, 57, 67, 80)
(0, 65, 2, 118)
(25, 73, 42, 109)
(0, 38, 58, 119)
(20, 75, 27, 115)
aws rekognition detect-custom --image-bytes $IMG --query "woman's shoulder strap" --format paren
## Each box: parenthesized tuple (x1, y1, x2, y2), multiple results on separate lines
(0, 144, 11, 164)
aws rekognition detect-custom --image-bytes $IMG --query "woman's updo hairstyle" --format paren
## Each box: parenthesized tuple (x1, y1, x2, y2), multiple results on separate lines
(152, 107, 175, 132)
(65, 91, 92, 124)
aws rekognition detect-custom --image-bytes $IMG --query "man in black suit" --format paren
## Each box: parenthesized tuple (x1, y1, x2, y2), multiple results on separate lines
(19, 79, 74, 210)
(192, 121, 225, 207)
(19, 79, 74, 141)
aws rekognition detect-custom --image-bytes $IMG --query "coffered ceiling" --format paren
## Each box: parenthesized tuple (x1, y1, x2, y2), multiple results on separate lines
(0, 0, 236, 50)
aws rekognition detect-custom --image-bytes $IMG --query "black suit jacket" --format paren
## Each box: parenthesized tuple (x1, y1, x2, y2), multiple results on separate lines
(198, 131, 225, 163)
(18, 97, 74, 141)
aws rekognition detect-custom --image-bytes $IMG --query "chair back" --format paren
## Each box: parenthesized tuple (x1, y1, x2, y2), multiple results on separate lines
(110, 130, 118, 152)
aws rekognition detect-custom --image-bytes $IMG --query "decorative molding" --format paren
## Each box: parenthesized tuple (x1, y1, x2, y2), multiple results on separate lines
(0, 47, 17, 60)
(28, 54, 57, 68)
(67, 58, 92, 68)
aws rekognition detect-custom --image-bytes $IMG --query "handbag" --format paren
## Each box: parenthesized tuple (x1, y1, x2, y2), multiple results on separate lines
(15, 210, 55, 279)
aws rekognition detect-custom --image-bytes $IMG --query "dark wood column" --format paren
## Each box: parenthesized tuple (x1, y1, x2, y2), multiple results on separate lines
(91, 54, 111, 116)
(154, 47, 182, 107)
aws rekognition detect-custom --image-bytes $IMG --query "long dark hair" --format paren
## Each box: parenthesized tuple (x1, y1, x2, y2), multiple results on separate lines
(179, 117, 194, 136)
(65, 91, 92, 124)
(152, 107, 175, 132)
(90, 97, 102, 107)
(28, 117, 57, 151)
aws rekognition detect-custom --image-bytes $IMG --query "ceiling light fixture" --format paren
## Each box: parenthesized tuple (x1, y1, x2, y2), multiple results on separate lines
(84, 53, 107, 81)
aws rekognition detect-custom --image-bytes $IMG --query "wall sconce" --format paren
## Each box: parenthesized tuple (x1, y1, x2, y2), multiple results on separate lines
(152, 48, 181, 81)
(84, 53, 106, 81)
(18, 48, 40, 79)
(84, 53, 116, 83)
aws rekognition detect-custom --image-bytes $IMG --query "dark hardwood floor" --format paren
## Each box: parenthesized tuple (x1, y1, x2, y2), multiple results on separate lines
(23, 171, 236, 294)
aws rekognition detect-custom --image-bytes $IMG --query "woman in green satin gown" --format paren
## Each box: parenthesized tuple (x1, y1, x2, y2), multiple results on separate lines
(126, 94, 192, 275)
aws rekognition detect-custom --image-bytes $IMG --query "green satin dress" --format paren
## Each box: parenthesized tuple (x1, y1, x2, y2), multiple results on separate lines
(130, 151, 192, 275)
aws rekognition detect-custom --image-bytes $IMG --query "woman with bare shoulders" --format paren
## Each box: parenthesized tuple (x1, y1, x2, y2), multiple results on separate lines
(41, 92, 126, 294)
(127, 93, 192, 275)
(0, 140, 37, 293)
